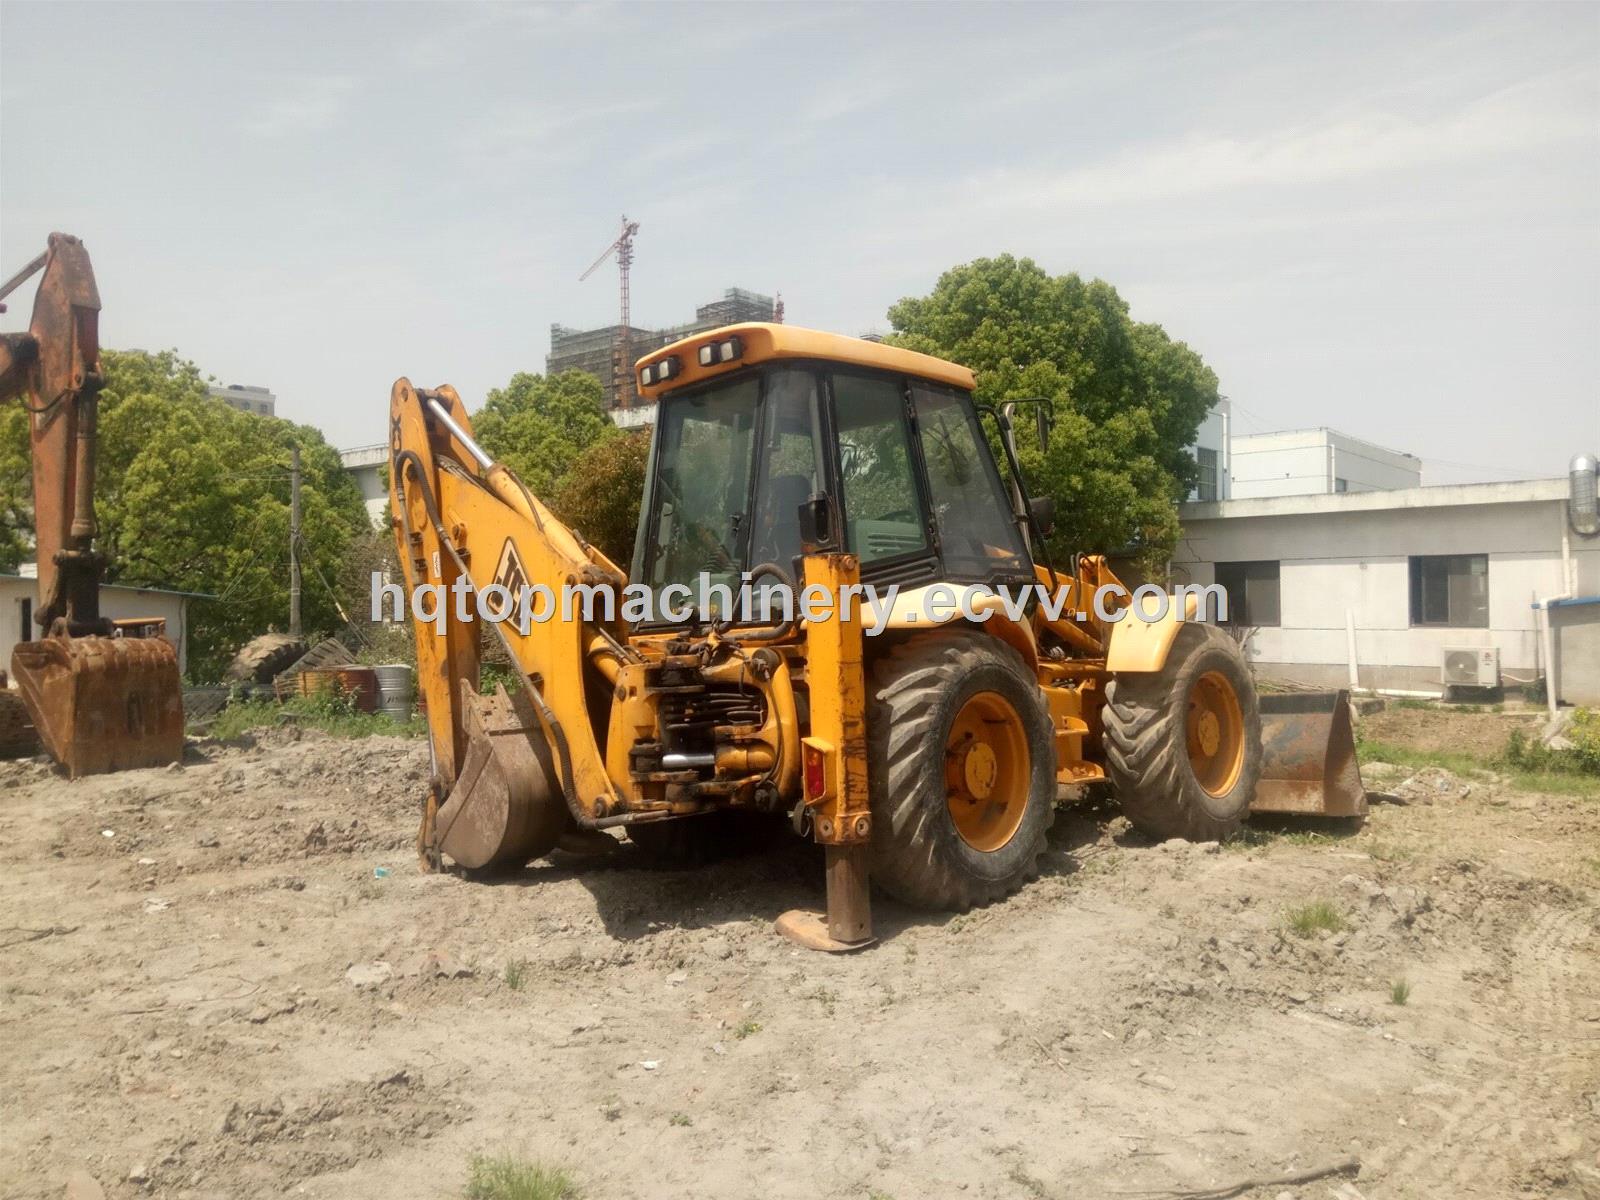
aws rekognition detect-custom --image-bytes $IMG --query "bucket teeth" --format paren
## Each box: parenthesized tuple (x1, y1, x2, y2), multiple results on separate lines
(9, 634, 184, 778)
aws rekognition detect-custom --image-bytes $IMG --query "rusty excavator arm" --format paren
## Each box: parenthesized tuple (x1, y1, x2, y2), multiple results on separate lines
(1, 234, 183, 776)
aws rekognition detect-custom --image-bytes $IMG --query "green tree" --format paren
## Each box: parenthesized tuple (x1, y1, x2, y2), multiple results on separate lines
(552, 430, 650, 569)
(886, 255, 1219, 570)
(472, 370, 617, 498)
(0, 349, 369, 679)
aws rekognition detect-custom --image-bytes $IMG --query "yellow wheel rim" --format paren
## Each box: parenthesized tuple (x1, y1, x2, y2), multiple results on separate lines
(944, 691, 1030, 852)
(1187, 670, 1244, 797)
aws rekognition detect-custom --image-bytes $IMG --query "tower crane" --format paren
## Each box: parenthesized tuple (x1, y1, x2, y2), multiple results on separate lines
(579, 215, 640, 409)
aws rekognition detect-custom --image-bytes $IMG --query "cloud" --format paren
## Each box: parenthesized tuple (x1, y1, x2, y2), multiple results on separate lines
(243, 76, 356, 139)
(960, 68, 1595, 213)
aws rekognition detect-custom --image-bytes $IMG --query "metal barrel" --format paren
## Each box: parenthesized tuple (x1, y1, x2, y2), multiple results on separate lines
(1251, 689, 1368, 818)
(297, 666, 380, 713)
(372, 664, 415, 721)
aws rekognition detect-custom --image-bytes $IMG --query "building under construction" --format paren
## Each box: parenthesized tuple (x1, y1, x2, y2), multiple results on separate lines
(548, 287, 778, 414)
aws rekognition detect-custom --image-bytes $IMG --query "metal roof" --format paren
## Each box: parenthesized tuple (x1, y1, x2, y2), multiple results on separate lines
(0, 572, 215, 600)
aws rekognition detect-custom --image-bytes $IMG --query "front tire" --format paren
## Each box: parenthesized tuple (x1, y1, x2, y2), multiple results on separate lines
(867, 631, 1055, 911)
(1103, 622, 1261, 842)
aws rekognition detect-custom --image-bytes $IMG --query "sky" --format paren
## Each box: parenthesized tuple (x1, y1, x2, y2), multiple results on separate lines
(3, 1, 1597, 484)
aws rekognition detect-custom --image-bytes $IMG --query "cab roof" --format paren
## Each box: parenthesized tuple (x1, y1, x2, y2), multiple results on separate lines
(634, 322, 976, 399)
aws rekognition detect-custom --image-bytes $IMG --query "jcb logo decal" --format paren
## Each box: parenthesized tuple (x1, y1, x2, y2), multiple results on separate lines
(493, 538, 528, 596)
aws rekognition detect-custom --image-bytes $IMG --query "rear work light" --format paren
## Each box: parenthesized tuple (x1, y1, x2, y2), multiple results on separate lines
(697, 335, 744, 367)
(638, 356, 681, 389)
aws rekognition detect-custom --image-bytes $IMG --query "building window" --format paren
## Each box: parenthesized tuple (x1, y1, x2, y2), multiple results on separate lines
(19, 597, 31, 642)
(1409, 554, 1488, 627)
(1196, 447, 1219, 501)
(1214, 560, 1280, 626)
(1334, 477, 1349, 493)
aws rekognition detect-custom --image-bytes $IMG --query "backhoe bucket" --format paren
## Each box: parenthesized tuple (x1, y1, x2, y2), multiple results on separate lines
(432, 684, 567, 870)
(1251, 690, 1367, 818)
(10, 633, 184, 778)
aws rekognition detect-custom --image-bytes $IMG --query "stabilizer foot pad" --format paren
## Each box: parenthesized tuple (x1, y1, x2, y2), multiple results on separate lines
(775, 909, 876, 954)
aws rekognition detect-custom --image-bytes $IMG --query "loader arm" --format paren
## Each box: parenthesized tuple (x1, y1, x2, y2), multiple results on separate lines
(387, 379, 634, 864)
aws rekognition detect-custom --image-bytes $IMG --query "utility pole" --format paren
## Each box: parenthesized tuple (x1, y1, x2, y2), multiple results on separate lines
(289, 444, 302, 636)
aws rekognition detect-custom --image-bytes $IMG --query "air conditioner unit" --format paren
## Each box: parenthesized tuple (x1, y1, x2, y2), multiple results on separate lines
(1441, 646, 1499, 689)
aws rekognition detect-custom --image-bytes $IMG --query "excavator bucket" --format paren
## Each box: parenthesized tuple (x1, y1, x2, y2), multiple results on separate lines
(1250, 690, 1368, 818)
(430, 684, 567, 870)
(10, 632, 184, 779)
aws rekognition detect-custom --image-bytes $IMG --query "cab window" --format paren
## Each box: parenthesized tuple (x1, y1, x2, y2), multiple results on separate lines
(832, 374, 929, 566)
(912, 384, 1030, 578)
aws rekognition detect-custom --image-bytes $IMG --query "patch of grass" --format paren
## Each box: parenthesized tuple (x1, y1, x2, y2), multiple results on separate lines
(1504, 771, 1600, 798)
(1366, 838, 1415, 863)
(463, 1153, 580, 1200)
(504, 959, 528, 991)
(1357, 735, 1599, 798)
(669, 1112, 692, 1127)
(1389, 979, 1412, 1006)
(206, 693, 424, 741)
(1283, 899, 1349, 938)
(734, 1020, 762, 1040)
(1356, 739, 1487, 777)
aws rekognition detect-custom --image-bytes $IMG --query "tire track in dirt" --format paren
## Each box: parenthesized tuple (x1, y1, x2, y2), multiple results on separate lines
(1377, 901, 1597, 1197)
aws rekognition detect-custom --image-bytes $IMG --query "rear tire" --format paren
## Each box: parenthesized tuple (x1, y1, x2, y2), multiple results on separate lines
(1104, 622, 1261, 842)
(867, 630, 1054, 911)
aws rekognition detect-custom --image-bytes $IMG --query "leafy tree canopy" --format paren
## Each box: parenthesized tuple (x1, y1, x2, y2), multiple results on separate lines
(472, 370, 618, 499)
(1, 349, 369, 679)
(886, 254, 1219, 569)
(552, 430, 650, 570)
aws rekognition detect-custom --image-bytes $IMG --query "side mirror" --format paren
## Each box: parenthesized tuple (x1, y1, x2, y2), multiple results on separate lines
(1035, 406, 1052, 449)
(798, 493, 838, 553)
(1028, 495, 1056, 536)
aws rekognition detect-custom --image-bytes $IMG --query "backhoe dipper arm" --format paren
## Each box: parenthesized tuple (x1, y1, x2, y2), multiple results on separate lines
(387, 379, 629, 865)
(0, 233, 106, 636)
(3, 234, 184, 778)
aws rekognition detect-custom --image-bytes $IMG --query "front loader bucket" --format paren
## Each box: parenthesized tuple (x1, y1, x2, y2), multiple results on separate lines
(10, 634, 184, 778)
(1251, 690, 1367, 818)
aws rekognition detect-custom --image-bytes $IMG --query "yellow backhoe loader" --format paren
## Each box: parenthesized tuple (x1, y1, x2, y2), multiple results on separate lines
(1, 234, 184, 776)
(389, 323, 1361, 949)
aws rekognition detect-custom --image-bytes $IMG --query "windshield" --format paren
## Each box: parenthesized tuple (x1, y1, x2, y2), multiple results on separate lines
(642, 376, 759, 603)
(639, 368, 825, 624)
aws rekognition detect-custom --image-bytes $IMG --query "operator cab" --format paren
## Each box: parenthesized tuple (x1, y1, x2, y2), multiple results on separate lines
(632, 324, 1034, 626)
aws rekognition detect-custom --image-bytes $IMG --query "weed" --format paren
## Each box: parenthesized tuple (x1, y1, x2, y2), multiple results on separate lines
(1366, 839, 1415, 863)
(734, 1020, 762, 1040)
(205, 693, 423, 741)
(463, 1153, 580, 1200)
(504, 959, 528, 991)
(1283, 899, 1348, 937)
(1389, 979, 1412, 1006)
(669, 1112, 692, 1127)
(1358, 733, 1599, 797)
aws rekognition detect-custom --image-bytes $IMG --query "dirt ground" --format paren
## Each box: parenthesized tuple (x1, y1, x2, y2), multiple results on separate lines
(2, 713, 1597, 1200)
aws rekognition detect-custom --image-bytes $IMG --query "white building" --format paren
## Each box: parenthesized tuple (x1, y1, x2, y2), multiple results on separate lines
(1, 573, 202, 677)
(209, 384, 276, 417)
(339, 444, 389, 528)
(1188, 399, 1231, 502)
(1175, 478, 1600, 704)
(1230, 428, 1420, 499)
